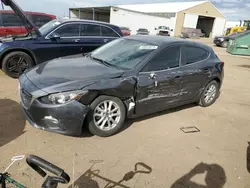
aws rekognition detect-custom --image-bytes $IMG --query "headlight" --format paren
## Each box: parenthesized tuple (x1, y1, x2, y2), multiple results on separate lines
(39, 90, 87, 105)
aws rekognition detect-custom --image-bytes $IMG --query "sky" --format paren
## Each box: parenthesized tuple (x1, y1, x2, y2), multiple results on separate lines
(4, 0, 250, 21)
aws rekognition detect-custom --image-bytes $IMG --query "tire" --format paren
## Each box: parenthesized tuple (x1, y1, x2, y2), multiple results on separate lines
(199, 80, 219, 107)
(222, 41, 228, 48)
(2, 51, 34, 78)
(87, 95, 126, 137)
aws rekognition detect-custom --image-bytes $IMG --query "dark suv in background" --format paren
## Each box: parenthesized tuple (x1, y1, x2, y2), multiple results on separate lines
(0, 0, 123, 78)
(0, 10, 56, 37)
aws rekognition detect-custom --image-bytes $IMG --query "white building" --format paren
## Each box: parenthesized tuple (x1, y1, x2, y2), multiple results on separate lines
(69, 1, 226, 37)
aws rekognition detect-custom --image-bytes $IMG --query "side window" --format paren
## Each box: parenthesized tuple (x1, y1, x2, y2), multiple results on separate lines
(32, 15, 52, 27)
(2, 13, 22, 26)
(54, 24, 80, 37)
(182, 46, 209, 65)
(101, 26, 119, 37)
(80, 24, 101, 36)
(143, 46, 180, 72)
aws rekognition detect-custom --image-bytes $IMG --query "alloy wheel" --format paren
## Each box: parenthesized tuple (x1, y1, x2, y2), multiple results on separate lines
(93, 100, 121, 131)
(7, 56, 28, 74)
(204, 84, 217, 104)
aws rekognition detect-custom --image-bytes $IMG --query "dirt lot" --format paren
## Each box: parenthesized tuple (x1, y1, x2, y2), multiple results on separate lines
(0, 39, 250, 188)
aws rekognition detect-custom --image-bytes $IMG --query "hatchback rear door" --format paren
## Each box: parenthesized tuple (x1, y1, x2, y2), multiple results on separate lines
(136, 45, 183, 116)
(178, 45, 211, 102)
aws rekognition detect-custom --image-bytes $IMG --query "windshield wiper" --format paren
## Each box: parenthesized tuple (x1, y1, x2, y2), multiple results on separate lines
(90, 55, 114, 67)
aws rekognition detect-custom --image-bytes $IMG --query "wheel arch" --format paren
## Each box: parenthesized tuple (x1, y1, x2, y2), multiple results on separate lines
(211, 77, 221, 88)
(0, 48, 37, 68)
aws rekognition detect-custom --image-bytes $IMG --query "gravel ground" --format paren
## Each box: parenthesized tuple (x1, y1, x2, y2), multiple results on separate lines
(0, 39, 250, 188)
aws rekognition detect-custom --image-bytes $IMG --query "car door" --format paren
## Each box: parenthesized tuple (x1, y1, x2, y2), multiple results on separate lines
(135, 45, 183, 116)
(78, 23, 120, 53)
(78, 23, 104, 53)
(0, 12, 25, 36)
(100, 25, 120, 43)
(51, 23, 82, 57)
(179, 45, 211, 102)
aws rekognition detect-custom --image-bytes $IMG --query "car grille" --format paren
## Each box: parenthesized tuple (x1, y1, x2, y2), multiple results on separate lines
(20, 88, 32, 109)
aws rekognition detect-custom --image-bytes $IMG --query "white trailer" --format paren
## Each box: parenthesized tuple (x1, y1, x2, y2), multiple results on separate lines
(110, 7, 171, 35)
(69, 6, 172, 35)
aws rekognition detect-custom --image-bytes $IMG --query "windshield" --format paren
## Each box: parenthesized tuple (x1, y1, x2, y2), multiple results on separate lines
(120, 27, 129, 31)
(38, 19, 62, 35)
(243, 21, 250, 27)
(90, 38, 158, 70)
(138, 29, 148, 32)
(158, 26, 169, 30)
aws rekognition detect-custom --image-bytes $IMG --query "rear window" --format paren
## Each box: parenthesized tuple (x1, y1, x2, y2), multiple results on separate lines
(182, 46, 209, 65)
(80, 24, 101, 36)
(1, 13, 22, 26)
(101, 26, 119, 37)
(138, 29, 148, 32)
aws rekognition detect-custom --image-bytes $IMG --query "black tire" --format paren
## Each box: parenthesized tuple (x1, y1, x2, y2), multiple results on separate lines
(222, 41, 228, 48)
(2, 51, 34, 78)
(199, 80, 219, 107)
(87, 95, 126, 137)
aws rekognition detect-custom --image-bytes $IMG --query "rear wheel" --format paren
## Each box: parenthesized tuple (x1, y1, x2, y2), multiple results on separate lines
(199, 81, 219, 107)
(2, 51, 34, 78)
(87, 96, 126, 137)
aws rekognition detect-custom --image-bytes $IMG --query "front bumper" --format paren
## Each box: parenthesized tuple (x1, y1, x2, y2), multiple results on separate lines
(20, 96, 89, 136)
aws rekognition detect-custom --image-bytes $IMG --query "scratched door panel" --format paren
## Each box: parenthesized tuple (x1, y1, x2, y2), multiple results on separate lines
(179, 46, 211, 102)
(136, 70, 182, 116)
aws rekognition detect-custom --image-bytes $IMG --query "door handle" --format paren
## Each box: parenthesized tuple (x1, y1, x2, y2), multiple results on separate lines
(74, 39, 80, 42)
(103, 39, 109, 43)
(172, 75, 182, 80)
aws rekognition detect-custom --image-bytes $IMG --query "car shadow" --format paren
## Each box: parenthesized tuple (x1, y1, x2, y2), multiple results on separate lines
(119, 103, 197, 134)
(171, 162, 226, 188)
(0, 99, 26, 147)
(68, 161, 152, 188)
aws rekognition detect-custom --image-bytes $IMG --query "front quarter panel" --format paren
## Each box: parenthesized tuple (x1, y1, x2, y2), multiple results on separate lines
(79, 76, 137, 106)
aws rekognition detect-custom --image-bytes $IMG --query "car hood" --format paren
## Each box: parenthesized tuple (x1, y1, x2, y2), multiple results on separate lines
(24, 55, 124, 93)
(1, 0, 41, 36)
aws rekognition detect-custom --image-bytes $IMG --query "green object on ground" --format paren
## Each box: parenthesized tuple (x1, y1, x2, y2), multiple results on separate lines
(227, 30, 250, 56)
(3, 173, 27, 188)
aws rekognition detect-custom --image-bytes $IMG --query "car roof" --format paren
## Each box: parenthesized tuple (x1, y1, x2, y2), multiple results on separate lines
(124, 35, 212, 51)
(61, 19, 119, 28)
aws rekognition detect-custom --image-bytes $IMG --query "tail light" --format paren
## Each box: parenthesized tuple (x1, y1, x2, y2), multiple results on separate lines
(221, 61, 224, 68)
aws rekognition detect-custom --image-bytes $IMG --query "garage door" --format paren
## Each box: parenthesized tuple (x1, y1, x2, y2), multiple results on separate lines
(212, 18, 226, 37)
(183, 14, 198, 28)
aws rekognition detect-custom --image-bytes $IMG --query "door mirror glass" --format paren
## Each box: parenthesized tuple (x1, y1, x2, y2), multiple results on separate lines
(49, 33, 60, 39)
(171, 29, 173, 32)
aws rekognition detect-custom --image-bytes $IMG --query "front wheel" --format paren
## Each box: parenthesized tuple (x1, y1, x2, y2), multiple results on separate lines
(222, 41, 228, 48)
(1, 51, 34, 78)
(87, 96, 126, 137)
(199, 80, 219, 107)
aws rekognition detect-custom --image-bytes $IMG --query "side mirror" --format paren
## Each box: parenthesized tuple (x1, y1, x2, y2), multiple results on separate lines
(171, 29, 173, 32)
(49, 33, 60, 40)
(155, 28, 157, 30)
